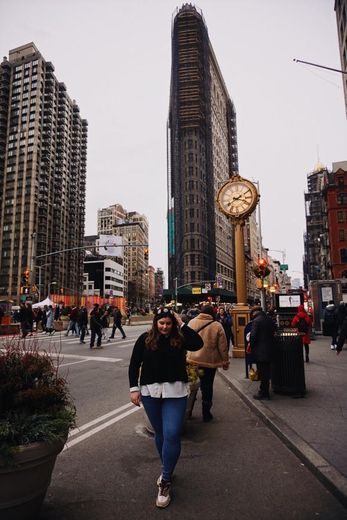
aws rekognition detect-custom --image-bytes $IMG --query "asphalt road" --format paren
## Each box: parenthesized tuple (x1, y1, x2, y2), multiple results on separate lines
(10, 326, 347, 520)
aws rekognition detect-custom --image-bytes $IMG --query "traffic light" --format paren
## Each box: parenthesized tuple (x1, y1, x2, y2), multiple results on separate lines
(254, 258, 269, 279)
(22, 269, 30, 286)
(258, 258, 268, 271)
(144, 248, 149, 261)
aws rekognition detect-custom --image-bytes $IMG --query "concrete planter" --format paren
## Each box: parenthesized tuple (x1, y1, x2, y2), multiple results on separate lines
(0, 437, 66, 520)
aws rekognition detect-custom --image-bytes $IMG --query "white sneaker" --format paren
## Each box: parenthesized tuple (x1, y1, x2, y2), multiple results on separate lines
(331, 344, 336, 350)
(156, 479, 171, 508)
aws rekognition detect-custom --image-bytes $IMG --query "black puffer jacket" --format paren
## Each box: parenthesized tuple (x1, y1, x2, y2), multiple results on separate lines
(250, 310, 276, 363)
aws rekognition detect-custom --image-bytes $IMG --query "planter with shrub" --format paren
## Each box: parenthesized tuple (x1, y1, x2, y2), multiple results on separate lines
(0, 339, 76, 519)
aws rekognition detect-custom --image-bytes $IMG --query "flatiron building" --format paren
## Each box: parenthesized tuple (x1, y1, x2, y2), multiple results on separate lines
(0, 43, 87, 302)
(167, 4, 238, 293)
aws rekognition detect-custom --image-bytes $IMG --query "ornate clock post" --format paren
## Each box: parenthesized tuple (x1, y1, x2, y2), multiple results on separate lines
(216, 175, 260, 358)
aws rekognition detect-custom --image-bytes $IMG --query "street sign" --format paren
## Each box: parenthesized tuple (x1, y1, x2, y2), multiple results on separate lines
(280, 264, 288, 271)
(192, 287, 201, 294)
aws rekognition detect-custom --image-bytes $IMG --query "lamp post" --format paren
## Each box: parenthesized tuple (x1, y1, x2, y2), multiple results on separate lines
(37, 263, 50, 302)
(174, 277, 178, 311)
(48, 282, 57, 300)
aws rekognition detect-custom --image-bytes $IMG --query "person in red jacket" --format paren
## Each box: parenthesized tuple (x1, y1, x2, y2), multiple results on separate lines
(291, 305, 312, 363)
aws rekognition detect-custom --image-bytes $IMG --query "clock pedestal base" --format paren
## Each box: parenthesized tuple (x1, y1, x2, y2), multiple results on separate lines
(231, 304, 250, 358)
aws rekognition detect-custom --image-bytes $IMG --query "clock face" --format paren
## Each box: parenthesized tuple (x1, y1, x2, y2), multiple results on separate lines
(217, 178, 258, 218)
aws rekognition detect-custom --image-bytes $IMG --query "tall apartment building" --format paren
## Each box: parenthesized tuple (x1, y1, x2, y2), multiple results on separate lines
(167, 5, 238, 294)
(97, 204, 149, 307)
(0, 43, 87, 302)
(335, 0, 347, 116)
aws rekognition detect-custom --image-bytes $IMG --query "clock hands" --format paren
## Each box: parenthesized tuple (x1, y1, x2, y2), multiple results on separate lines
(227, 194, 251, 207)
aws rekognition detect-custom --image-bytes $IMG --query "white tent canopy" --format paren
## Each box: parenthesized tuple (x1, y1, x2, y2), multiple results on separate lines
(32, 297, 54, 309)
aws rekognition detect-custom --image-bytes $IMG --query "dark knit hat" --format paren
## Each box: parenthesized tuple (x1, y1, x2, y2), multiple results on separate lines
(154, 307, 175, 321)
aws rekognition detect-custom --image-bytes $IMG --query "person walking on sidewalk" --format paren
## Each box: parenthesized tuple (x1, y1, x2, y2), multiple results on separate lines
(110, 306, 126, 339)
(128, 308, 203, 509)
(216, 306, 234, 351)
(250, 306, 276, 400)
(89, 304, 103, 349)
(291, 305, 312, 363)
(323, 300, 339, 350)
(101, 307, 111, 342)
(45, 305, 55, 335)
(336, 301, 346, 334)
(187, 305, 229, 422)
(78, 306, 88, 344)
(336, 313, 347, 354)
(65, 306, 79, 337)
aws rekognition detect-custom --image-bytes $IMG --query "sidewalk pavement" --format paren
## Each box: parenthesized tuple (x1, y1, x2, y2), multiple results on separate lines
(219, 334, 347, 508)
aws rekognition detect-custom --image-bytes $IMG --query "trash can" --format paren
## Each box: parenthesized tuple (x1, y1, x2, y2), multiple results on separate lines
(272, 331, 306, 397)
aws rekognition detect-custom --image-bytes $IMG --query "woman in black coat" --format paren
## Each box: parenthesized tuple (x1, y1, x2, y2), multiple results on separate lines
(250, 306, 276, 400)
(129, 308, 203, 508)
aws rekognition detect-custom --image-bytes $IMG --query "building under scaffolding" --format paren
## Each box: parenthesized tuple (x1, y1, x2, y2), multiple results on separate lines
(167, 4, 239, 295)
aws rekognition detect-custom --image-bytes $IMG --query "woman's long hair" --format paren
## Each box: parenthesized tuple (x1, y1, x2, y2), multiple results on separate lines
(145, 310, 183, 350)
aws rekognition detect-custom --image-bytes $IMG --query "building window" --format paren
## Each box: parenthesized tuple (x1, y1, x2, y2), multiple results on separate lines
(340, 249, 347, 263)
(337, 210, 344, 223)
(339, 229, 345, 241)
(337, 193, 347, 205)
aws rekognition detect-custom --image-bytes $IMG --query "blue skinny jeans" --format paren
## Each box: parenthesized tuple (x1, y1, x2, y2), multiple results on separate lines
(141, 395, 187, 481)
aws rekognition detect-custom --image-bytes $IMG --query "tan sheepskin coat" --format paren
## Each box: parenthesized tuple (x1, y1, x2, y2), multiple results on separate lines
(186, 313, 229, 368)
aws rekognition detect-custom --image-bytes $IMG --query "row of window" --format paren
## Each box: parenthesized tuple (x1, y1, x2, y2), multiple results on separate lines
(14, 60, 39, 72)
(184, 222, 207, 233)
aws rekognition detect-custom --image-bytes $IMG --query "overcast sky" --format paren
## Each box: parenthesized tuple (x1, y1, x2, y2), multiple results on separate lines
(2, 0, 346, 287)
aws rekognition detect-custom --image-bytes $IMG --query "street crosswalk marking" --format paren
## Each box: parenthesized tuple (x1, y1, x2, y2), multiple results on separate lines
(51, 352, 122, 363)
(69, 403, 134, 437)
(64, 403, 141, 450)
(34, 334, 136, 346)
(59, 359, 91, 368)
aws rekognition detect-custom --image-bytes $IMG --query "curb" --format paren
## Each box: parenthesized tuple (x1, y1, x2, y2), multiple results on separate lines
(218, 370, 347, 509)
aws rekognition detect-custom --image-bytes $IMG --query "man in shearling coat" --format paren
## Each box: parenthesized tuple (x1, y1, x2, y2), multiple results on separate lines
(187, 305, 229, 421)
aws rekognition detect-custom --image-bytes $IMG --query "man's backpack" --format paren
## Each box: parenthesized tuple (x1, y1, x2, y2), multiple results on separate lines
(297, 317, 309, 335)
